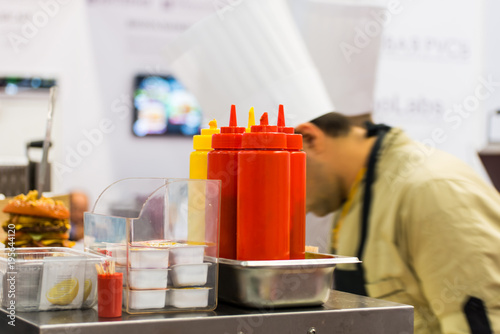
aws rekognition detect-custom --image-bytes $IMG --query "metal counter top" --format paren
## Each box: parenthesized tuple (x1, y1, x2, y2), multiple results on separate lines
(1, 290, 413, 334)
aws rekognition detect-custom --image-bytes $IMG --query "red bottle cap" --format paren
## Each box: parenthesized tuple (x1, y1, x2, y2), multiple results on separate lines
(277, 105, 294, 134)
(277, 105, 302, 150)
(242, 112, 286, 149)
(212, 105, 245, 149)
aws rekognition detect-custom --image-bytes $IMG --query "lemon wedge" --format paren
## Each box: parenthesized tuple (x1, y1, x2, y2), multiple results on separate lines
(83, 279, 92, 302)
(46, 278, 79, 305)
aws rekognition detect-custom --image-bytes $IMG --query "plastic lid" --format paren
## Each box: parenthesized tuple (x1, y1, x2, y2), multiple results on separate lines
(246, 107, 255, 133)
(277, 105, 294, 134)
(250, 112, 278, 132)
(277, 105, 303, 150)
(286, 134, 303, 150)
(242, 112, 286, 149)
(212, 105, 245, 149)
(193, 119, 220, 150)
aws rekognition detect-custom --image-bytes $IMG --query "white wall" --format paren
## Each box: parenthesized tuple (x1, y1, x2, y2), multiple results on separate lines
(373, 0, 489, 178)
(83, 0, 213, 204)
(0, 0, 101, 197)
(0, 0, 214, 204)
(0, 94, 51, 157)
(483, 0, 500, 136)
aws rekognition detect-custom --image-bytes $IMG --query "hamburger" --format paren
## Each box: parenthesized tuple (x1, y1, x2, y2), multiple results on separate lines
(2, 190, 74, 247)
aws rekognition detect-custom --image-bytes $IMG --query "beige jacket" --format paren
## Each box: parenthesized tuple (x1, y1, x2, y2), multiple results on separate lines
(336, 128, 500, 333)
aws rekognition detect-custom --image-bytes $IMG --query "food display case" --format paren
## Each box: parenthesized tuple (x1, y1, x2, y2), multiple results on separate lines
(83, 178, 221, 314)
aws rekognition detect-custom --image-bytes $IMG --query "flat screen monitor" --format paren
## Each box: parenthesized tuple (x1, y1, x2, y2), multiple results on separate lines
(0, 77, 56, 96)
(132, 75, 202, 137)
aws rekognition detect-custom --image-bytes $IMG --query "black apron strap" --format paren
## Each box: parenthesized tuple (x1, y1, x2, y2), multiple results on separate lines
(357, 123, 390, 260)
(464, 297, 493, 334)
(335, 123, 391, 296)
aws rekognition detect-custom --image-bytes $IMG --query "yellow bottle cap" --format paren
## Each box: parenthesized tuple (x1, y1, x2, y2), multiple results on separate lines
(193, 119, 220, 150)
(246, 107, 255, 133)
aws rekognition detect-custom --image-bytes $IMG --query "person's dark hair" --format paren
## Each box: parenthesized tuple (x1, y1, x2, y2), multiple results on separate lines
(309, 112, 373, 137)
(309, 112, 352, 137)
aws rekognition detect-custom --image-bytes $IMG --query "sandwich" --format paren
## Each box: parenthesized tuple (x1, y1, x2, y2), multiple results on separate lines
(2, 190, 74, 247)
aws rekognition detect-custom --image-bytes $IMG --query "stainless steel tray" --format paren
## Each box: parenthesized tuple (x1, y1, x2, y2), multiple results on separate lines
(218, 252, 360, 308)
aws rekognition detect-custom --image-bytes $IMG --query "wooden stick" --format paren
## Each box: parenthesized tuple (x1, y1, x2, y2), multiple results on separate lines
(95, 263, 101, 275)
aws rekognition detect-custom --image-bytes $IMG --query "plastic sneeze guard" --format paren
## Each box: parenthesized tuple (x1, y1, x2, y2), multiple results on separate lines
(84, 178, 221, 314)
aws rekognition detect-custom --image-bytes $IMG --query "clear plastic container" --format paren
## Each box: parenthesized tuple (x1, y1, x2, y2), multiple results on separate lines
(169, 245, 206, 265)
(128, 268, 168, 289)
(84, 178, 221, 314)
(170, 263, 210, 287)
(115, 264, 127, 286)
(123, 288, 167, 310)
(0, 247, 104, 312)
(168, 288, 211, 308)
(128, 247, 169, 269)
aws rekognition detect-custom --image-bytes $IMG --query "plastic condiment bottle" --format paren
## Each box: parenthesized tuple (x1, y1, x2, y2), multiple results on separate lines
(237, 112, 290, 260)
(188, 120, 220, 244)
(277, 105, 306, 259)
(189, 119, 220, 179)
(207, 105, 245, 259)
(246, 107, 255, 133)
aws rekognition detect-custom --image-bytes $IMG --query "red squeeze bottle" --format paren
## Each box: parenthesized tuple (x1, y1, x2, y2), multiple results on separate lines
(207, 105, 245, 259)
(237, 112, 290, 260)
(277, 105, 306, 259)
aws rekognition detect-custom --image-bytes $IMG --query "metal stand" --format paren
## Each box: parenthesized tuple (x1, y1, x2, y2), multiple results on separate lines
(0, 290, 413, 334)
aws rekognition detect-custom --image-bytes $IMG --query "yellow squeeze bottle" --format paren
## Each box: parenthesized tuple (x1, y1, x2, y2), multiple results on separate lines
(188, 119, 219, 243)
(190, 119, 220, 179)
(246, 107, 255, 133)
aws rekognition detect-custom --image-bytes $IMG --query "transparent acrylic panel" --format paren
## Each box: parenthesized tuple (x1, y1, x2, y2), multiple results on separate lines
(84, 178, 221, 314)
(92, 178, 169, 218)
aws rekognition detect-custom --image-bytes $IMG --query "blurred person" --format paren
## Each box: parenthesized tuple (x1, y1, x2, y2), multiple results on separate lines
(296, 113, 500, 334)
(69, 191, 88, 242)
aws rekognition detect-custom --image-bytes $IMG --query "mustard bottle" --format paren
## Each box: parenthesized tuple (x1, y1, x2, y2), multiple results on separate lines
(188, 119, 219, 244)
(190, 120, 220, 179)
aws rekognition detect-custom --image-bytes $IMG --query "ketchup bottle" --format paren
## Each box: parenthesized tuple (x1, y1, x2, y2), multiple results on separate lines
(277, 105, 306, 259)
(207, 105, 245, 259)
(237, 112, 290, 260)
